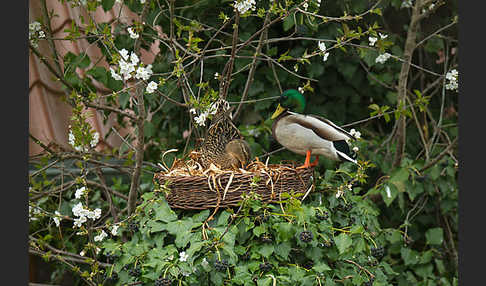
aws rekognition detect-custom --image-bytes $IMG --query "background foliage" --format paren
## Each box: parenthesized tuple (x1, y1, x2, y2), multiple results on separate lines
(29, 0, 458, 285)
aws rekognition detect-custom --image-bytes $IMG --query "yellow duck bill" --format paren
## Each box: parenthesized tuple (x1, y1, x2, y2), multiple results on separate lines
(271, 104, 286, 119)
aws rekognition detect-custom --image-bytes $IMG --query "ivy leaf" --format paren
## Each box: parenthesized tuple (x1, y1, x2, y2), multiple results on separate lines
(274, 241, 291, 259)
(400, 247, 419, 265)
(313, 262, 331, 273)
(425, 227, 444, 245)
(257, 244, 274, 258)
(154, 200, 177, 222)
(334, 233, 352, 254)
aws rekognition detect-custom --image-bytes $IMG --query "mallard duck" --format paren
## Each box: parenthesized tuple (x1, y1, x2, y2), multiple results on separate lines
(270, 89, 357, 168)
(199, 99, 252, 170)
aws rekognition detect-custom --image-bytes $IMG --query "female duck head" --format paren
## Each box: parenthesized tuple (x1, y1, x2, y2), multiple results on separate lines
(271, 89, 306, 119)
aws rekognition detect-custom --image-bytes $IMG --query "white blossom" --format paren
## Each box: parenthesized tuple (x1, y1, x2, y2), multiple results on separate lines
(130, 52, 140, 65)
(336, 189, 343, 198)
(189, 108, 197, 114)
(318, 41, 326, 52)
(214, 72, 219, 80)
(74, 216, 87, 228)
(136, 66, 153, 81)
(38, 31, 46, 38)
(111, 224, 120, 236)
(379, 33, 388, 40)
(119, 49, 129, 61)
(75, 187, 86, 199)
(90, 132, 100, 148)
(234, 0, 256, 14)
(80, 250, 86, 256)
(298, 87, 305, 94)
(352, 146, 359, 152)
(375, 52, 391, 64)
(445, 69, 458, 92)
(127, 27, 139, 39)
(303, 2, 308, 11)
(429, 3, 435, 10)
(110, 67, 123, 81)
(94, 230, 108, 242)
(401, 0, 413, 9)
(368, 36, 377, 46)
(179, 251, 189, 262)
(53, 211, 62, 227)
(194, 112, 208, 126)
(140, 0, 146, 3)
(323, 52, 329, 62)
(29, 21, 41, 32)
(146, 81, 158, 93)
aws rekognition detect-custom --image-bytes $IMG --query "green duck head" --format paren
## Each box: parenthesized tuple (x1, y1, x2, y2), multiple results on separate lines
(271, 89, 306, 119)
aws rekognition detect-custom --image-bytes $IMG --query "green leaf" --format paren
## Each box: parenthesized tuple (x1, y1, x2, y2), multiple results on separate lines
(425, 227, 444, 245)
(400, 247, 419, 265)
(334, 233, 352, 254)
(118, 92, 130, 109)
(86, 67, 108, 86)
(313, 262, 331, 273)
(154, 200, 177, 222)
(381, 183, 398, 207)
(283, 14, 295, 32)
(274, 241, 291, 259)
(257, 244, 274, 258)
(102, 0, 116, 12)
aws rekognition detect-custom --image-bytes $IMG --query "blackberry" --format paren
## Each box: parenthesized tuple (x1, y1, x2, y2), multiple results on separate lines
(105, 272, 118, 283)
(315, 211, 329, 220)
(299, 230, 313, 243)
(259, 261, 272, 272)
(240, 251, 250, 261)
(343, 204, 353, 211)
(364, 277, 375, 286)
(105, 252, 117, 263)
(324, 240, 333, 248)
(214, 259, 229, 272)
(128, 221, 139, 232)
(303, 260, 314, 270)
(371, 246, 385, 260)
(155, 277, 172, 286)
(416, 175, 427, 182)
(128, 266, 141, 277)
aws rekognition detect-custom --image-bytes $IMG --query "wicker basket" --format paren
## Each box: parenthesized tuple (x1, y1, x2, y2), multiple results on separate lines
(154, 164, 315, 210)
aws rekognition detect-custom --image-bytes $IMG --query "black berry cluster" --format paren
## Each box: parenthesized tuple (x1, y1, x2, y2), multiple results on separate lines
(155, 277, 172, 286)
(105, 252, 117, 263)
(303, 260, 314, 270)
(364, 277, 375, 286)
(321, 240, 333, 248)
(240, 251, 250, 261)
(128, 266, 141, 277)
(315, 211, 329, 220)
(299, 230, 313, 242)
(214, 259, 229, 272)
(259, 261, 272, 272)
(128, 221, 139, 232)
(105, 272, 118, 283)
(371, 246, 385, 260)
